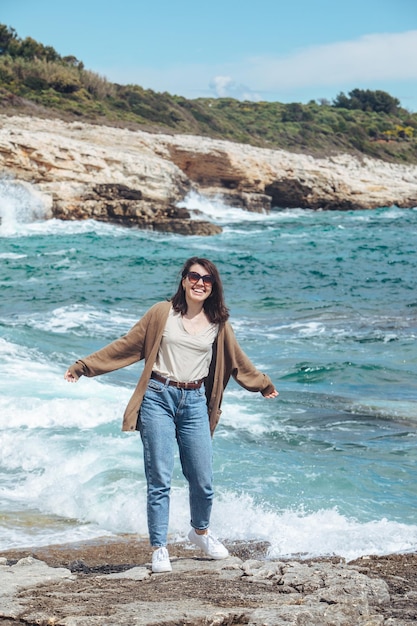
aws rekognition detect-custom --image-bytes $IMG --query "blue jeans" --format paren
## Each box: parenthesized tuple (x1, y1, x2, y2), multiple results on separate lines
(138, 377, 213, 547)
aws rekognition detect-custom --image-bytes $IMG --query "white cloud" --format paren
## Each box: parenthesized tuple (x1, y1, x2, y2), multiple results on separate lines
(209, 76, 260, 101)
(240, 30, 417, 90)
(102, 30, 417, 104)
(209, 76, 235, 97)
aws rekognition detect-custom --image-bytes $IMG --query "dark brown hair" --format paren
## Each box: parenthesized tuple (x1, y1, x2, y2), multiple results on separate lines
(171, 257, 229, 324)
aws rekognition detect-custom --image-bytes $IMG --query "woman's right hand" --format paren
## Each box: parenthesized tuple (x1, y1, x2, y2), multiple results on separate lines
(64, 369, 78, 383)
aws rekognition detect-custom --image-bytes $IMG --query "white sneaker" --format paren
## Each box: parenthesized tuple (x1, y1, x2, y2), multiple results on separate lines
(152, 546, 172, 573)
(188, 528, 229, 560)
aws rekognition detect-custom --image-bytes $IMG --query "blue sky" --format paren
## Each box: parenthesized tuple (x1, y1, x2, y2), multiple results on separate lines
(2, 0, 417, 111)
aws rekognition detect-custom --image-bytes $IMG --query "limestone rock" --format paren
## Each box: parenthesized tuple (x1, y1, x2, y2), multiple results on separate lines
(0, 555, 391, 626)
(155, 132, 417, 211)
(0, 556, 75, 619)
(1, 114, 416, 238)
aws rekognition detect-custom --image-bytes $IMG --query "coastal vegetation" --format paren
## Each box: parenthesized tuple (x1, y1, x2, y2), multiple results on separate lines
(1, 24, 417, 163)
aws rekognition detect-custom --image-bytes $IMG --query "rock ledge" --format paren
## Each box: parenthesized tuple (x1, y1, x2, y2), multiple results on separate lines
(2, 538, 416, 625)
(1, 115, 416, 235)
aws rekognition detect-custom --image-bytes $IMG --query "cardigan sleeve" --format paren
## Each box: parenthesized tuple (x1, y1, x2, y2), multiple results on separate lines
(224, 322, 275, 396)
(68, 303, 160, 379)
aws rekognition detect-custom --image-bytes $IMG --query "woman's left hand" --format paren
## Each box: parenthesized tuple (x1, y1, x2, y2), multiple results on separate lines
(64, 369, 78, 382)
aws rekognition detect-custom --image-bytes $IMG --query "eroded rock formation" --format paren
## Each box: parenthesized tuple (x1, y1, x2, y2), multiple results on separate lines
(1, 114, 416, 235)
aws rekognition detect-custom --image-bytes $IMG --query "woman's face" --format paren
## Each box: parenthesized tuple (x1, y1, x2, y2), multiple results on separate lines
(182, 263, 214, 307)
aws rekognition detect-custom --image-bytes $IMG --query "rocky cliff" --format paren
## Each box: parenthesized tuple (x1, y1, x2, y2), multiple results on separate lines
(1, 115, 416, 235)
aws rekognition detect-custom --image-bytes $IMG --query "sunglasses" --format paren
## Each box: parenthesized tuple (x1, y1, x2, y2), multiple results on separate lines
(186, 271, 214, 286)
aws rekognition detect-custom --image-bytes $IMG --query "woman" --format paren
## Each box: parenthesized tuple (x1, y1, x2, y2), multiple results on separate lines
(65, 257, 278, 573)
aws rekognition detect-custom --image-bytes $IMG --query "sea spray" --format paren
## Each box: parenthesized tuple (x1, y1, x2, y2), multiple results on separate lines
(0, 178, 51, 235)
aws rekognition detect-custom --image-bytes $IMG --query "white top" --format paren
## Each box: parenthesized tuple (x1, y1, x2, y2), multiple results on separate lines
(153, 306, 218, 382)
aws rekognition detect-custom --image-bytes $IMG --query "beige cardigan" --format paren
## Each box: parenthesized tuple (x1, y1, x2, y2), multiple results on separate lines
(68, 301, 275, 435)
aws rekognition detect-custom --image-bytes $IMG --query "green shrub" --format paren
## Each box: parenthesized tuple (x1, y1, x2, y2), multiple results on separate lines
(1, 22, 417, 163)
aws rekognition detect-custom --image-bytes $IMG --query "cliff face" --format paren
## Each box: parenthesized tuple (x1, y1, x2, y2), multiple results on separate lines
(158, 133, 417, 212)
(1, 115, 416, 234)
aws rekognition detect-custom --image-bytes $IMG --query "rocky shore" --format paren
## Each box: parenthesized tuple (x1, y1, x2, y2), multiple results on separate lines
(1, 537, 416, 625)
(1, 114, 416, 235)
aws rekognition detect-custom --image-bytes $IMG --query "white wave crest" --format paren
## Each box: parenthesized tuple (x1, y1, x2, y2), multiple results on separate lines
(0, 178, 51, 235)
(178, 191, 273, 224)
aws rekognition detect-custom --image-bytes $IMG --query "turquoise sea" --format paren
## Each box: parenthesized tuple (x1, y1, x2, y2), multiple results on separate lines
(1, 181, 417, 559)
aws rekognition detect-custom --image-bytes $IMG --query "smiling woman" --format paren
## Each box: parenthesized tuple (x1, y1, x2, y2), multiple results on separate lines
(64, 255, 278, 573)
(181, 268, 215, 334)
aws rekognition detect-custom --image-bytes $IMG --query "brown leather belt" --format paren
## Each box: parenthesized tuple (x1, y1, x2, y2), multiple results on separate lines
(151, 372, 205, 390)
